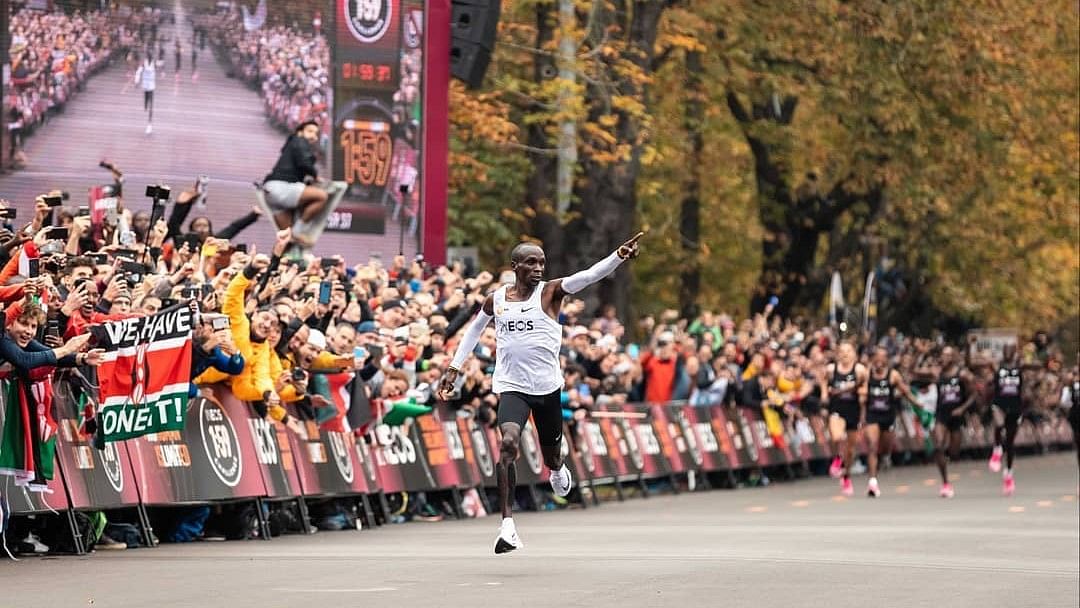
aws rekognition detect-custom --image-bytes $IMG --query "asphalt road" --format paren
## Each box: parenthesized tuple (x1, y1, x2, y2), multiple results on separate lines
(2, 0, 412, 258)
(2, 452, 1077, 608)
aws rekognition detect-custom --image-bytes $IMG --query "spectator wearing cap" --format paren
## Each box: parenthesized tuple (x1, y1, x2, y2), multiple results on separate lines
(379, 299, 407, 329)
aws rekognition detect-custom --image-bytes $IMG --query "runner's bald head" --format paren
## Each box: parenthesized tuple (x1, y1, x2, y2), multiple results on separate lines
(511, 242, 544, 265)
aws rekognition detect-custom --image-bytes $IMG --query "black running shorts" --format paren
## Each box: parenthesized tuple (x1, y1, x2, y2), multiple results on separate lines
(938, 407, 966, 432)
(497, 390, 564, 447)
(993, 401, 1023, 425)
(831, 401, 861, 431)
(866, 411, 896, 432)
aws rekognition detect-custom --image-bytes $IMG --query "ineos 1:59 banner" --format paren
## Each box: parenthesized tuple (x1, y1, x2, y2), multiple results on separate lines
(331, 0, 425, 243)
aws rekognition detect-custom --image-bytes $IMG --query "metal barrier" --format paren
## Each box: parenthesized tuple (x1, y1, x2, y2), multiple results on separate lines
(2, 377, 1074, 552)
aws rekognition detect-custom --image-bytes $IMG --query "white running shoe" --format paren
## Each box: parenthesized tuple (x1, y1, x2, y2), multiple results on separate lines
(549, 464, 573, 498)
(867, 477, 881, 498)
(494, 518, 523, 555)
(145, 123, 153, 135)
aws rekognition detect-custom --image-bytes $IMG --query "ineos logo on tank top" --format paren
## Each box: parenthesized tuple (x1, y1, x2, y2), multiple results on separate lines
(997, 367, 1021, 397)
(869, 373, 893, 411)
(492, 283, 563, 395)
(939, 375, 964, 405)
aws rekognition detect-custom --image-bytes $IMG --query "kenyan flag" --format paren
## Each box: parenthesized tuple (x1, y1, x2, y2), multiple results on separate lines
(90, 306, 194, 442)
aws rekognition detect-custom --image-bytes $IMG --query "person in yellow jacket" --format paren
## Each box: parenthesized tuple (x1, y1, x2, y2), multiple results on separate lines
(222, 253, 285, 420)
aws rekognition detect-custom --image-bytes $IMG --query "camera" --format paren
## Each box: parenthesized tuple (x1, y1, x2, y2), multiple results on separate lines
(76, 206, 90, 217)
(145, 184, 171, 201)
(210, 316, 230, 331)
(44, 227, 69, 241)
(291, 368, 306, 382)
(42, 194, 64, 208)
(0, 208, 16, 220)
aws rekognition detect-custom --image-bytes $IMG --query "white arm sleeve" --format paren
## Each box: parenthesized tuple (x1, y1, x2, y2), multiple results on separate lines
(561, 251, 624, 294)
(450, 309, 493, 370)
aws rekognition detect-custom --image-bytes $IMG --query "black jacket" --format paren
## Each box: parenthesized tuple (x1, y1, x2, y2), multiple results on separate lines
(264, 135, 318, 183)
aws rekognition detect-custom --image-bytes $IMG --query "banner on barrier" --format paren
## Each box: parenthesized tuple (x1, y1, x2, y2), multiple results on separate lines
(92, 307, 194, 442)
(52, 380, 140, 510)
(126, 390, 273, 504)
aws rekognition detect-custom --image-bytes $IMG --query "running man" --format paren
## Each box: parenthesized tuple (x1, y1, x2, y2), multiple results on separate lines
(988, 343, 1024, 495)
(824, 341, 868, 496)
(439, 233, 644, 554)
(134, 55, 157, 134)
(933, 346, 977, 498)
(864, 348, 919, 497)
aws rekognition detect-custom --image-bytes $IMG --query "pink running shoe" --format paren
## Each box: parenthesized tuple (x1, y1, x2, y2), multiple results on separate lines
(939, 483, 955, 498)
(988, 447, 1003, 473)
(867, 478, 881, 498)
(1003, 475, 1015, 497)
(829, 457, 843, 478)
(841, 477, 854, 496)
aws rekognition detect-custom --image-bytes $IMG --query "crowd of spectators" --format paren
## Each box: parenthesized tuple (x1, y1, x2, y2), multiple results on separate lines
(6, 6, 162, 167)
(0, 167, 1077, 543)
(201, 8, 330, 137)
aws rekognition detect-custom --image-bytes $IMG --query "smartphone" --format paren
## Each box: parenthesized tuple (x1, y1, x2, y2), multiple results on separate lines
(627, 344, 640, 360)
(89, 253, 108, 266)
(27, 258, 39, 278)
(353, 346, 368, 363)
(45, 318, 61, 339)
(320, 257, 339, 269)
(318, 281, 332, 305)
(767, 295, 780, 307)
(367, 344, 384, 363)
(45, 227, 69, 241)
(43, 195, 64, 208)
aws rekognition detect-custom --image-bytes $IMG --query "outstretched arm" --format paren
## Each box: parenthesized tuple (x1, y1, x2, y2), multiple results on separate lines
(552, 232, 643, 299)
(439, 295, 494, 400)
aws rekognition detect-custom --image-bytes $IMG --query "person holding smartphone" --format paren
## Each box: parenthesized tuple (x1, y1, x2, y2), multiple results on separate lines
(440, 232, 645, 554)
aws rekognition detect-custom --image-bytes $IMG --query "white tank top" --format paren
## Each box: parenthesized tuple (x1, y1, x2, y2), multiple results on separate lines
(491, 282, 563, 396)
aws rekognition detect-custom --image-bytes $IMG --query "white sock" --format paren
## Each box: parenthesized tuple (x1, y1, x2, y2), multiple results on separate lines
(1004, 468, 1013, 478)
(501, 517, 515, 529)
(869, 477, 878, 485)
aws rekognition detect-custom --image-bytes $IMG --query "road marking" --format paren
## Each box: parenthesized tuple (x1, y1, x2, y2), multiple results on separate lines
(922, 479, 936, 486)
(1061, 495, 1076, 502)
(1008, 506, 1025, 513)
(484, 582, 503, 586)
(895, 485, 910, 494)
(790, 500, 810, 508)
(831, 496, 847, 502)
(273, 588, 398, 593)
(1036, 501, 1053, 508)
(746, 506, 768, 513)
(969, 470, 982, 478)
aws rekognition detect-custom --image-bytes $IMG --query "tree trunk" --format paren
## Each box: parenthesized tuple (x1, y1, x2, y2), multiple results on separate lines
(559, 0, 667, 318)
(678, 50, 705, 319)
(524, 2, 562, 262)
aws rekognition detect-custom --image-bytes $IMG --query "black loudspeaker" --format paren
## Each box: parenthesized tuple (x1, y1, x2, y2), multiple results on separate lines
(450, 0, 501, 89)
(451, 3, 499, 46)
(450, 41, 492, 89)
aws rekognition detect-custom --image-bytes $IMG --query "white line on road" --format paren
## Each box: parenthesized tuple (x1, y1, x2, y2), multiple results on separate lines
(272, 587, 399, 593)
